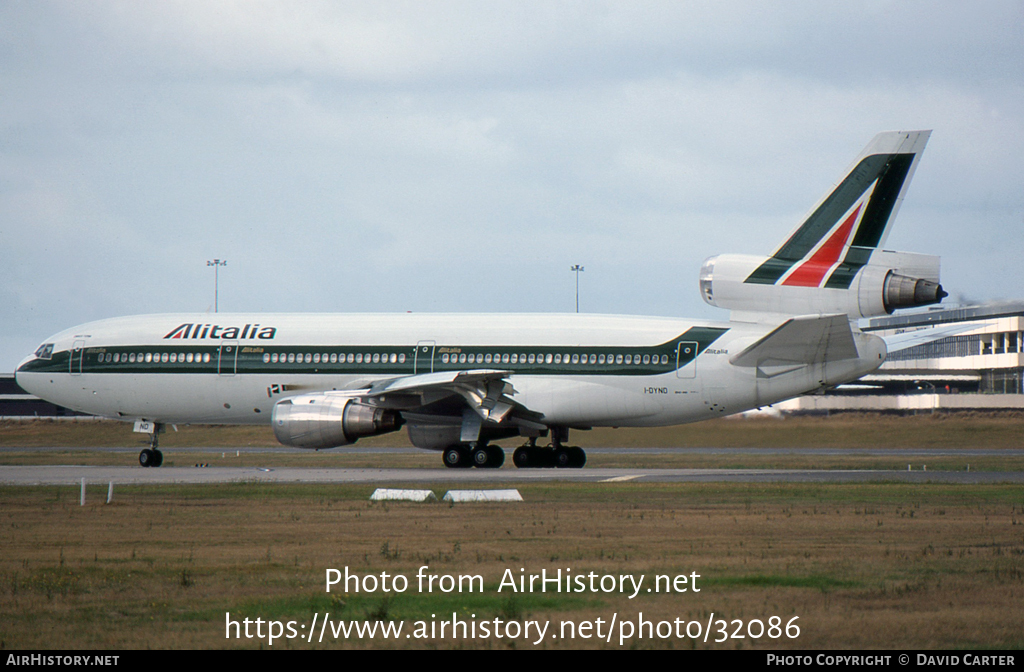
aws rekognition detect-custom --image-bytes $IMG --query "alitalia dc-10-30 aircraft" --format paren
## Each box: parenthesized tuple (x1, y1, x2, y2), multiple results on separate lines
(17, 131, 952, 469)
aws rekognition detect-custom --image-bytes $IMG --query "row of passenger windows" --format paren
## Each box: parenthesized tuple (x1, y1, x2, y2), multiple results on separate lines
(263, 352, 407, 365)
(98, 352, 211, 364)
(95, 350, 670, 367)
(440, 352, 668, 366)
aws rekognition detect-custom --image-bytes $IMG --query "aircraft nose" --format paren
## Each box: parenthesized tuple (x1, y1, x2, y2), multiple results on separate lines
(15, 354, 40, 392)
(15, 355, 34, 375)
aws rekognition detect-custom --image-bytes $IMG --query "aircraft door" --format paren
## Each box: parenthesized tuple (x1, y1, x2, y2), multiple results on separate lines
(414, 341, 435, 374)
(70, 340, 85, 376)
(675, 341, 698, 379)
(218, 341, 239, 376)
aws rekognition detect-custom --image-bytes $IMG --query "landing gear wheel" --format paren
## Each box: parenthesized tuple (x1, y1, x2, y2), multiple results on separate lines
(554, 448, 572, 468)
(568, 446, 586, 468)
(513, 446, 531, 468)
(484, 445, 505, 468)
(139, 449, 155, 467)
(472, 446, 490, 468)
(443, 446, 471, 468)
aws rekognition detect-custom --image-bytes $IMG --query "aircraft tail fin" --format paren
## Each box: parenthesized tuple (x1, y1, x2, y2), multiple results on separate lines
(700, 131, 946, 319)
(750, 130, 931, 288)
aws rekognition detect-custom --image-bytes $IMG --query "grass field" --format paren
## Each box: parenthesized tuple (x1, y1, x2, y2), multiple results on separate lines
(0, 482, 1022, 649)
(2, 414, 1022, 649)
(2, 414, 1022, 471)
(4, 412, 1024, 450)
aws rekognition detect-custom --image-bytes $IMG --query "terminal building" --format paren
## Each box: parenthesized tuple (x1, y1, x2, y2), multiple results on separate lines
(776, 302, 1024, 413)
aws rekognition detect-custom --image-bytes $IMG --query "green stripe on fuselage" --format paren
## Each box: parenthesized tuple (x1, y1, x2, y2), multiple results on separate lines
(17, 327, 729, 377)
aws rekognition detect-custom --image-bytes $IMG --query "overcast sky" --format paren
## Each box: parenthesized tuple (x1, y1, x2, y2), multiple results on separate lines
(2, 1, 1022, 371)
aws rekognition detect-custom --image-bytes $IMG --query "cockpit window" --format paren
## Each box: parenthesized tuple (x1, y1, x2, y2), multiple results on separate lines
(34, 343, 54, 360)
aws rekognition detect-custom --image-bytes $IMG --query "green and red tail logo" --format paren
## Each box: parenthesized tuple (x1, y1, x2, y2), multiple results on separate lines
(745, 151, 917, 289)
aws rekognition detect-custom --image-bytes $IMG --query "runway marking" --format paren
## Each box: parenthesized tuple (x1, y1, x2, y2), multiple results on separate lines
(601, 475, 642, 482)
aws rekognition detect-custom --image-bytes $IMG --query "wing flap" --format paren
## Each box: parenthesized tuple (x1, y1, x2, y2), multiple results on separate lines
(363, 369, 523, 424)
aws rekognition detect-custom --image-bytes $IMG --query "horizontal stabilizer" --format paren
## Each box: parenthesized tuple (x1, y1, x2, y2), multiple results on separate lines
(730, 314, 858, 369)
(880, 322, 983, 354)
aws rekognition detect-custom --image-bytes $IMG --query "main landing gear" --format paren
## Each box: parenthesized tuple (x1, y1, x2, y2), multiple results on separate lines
(442, 443, 505, 469)
(512, 437, 586, 469)
(437, 428, 586, 469)
(139, 424, 164, 468)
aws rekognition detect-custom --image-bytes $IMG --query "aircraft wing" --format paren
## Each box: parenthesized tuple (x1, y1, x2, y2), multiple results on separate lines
(362, 369, 523, 424)
(729, 314, 859, 372)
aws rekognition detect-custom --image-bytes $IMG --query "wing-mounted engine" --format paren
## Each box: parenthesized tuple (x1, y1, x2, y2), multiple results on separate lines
(272, 393, 402, 449)
(700, 250, 946, 319)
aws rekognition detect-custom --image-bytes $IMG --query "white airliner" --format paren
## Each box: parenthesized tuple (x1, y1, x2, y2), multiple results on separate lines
(16, 131, 949, 469)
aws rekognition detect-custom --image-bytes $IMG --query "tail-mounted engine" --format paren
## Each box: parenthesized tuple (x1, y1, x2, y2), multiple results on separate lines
(272, 393, 402, 449)
(699, 250, 946, 319)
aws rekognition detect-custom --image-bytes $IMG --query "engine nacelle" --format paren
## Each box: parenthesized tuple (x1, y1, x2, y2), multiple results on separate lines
(699, 250, 945, 319)
(272, 393, 402, 449)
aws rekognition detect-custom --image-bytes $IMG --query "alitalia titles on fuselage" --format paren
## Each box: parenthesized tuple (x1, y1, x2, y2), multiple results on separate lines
(164, 323, 278, 340)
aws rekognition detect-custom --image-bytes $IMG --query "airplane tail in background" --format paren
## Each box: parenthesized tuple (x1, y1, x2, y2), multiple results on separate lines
(700, 130, 946, 319)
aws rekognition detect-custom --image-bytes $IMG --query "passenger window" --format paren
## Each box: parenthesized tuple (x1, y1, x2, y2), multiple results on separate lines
(399, 353, 406, 364)
(643, 354, 650, 365)
(203, 353, 211, 363)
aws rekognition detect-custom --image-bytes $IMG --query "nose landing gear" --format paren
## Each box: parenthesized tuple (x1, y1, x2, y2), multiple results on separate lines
(139, 423, 164, 467)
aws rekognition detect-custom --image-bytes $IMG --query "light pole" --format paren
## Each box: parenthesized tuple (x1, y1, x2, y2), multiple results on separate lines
(207, 259, 227, 312)
(571, 264, 584, 313)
